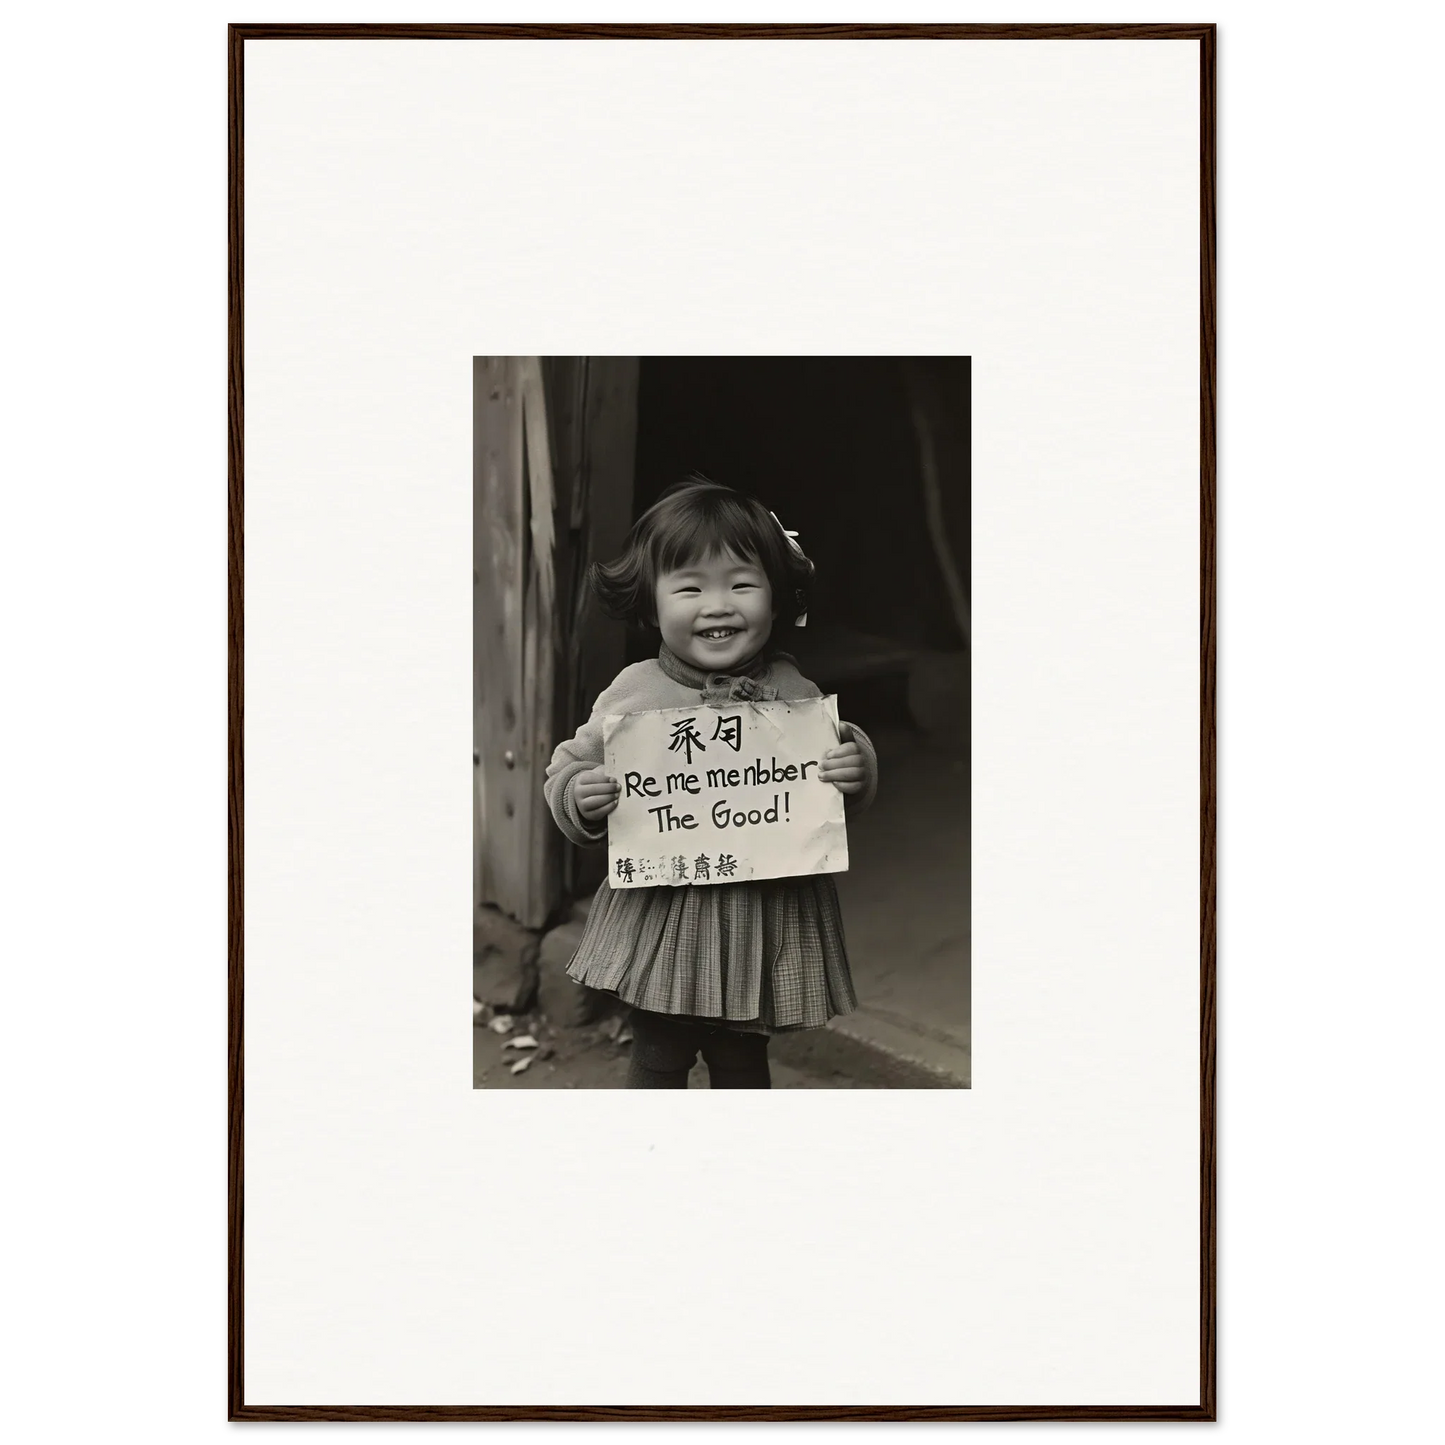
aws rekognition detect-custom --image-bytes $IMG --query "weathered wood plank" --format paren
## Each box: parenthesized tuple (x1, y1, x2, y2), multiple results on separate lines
(519, 357, 559, 927)
(541, 358, 589, 902)
(568, 358, 638, 897)
(473, 357, 529, 921)
(475, 356, 638, 924)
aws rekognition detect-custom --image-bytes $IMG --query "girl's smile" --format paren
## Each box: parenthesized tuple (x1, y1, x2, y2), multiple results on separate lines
(655, 551, 775, 673)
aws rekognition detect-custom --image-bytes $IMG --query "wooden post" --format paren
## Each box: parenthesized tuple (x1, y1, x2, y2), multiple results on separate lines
(518, 358, 559, 927)
(475, 356, 637, 927)
(552, 358, 639, 899)
(903, 361, 970, 649)
(474, 357, 538, 926)
(540, 358, 588, 903)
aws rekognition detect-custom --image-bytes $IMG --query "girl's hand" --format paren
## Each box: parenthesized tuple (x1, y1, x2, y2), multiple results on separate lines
(574, 767, 621, 821)
(818, 742, 866, 795)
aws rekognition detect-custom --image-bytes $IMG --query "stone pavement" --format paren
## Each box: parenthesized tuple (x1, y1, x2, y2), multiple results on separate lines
(799, 726, 971, 1087)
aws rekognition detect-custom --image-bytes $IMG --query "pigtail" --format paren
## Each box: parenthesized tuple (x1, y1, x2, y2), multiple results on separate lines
(589, 552, 653, 625)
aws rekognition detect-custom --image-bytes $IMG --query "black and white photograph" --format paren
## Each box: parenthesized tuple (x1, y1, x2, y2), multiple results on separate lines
(472, 357, 971, 1089)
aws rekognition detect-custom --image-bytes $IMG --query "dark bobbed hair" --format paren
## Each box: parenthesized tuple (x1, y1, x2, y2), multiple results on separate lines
(590, 476, 813, 628)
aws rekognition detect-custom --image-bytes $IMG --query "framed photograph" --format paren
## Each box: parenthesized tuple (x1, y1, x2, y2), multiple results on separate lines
(231, 23, 1215, 1420)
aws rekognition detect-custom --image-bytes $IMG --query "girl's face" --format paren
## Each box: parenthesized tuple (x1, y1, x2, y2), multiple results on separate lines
(654, 549, 774, 672)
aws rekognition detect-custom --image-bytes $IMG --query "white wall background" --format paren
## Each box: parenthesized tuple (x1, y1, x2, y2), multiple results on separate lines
(241, 31, 1198, 1408)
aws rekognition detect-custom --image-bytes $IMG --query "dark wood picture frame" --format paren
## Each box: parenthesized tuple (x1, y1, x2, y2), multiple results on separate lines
(228, 22, 1216, 1422)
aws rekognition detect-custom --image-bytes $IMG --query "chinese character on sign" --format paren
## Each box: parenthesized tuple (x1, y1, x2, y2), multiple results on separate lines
(671, 855, 689, 881)
(711, 713, 742, 752)
(693, 854, 711, 881)
(615, 857, 635, 883)
(667, 716, 707, 766)
(716, 854, 738, 877)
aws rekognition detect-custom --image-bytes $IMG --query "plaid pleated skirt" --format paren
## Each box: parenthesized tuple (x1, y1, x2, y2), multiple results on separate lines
(566, 876, 858, 1033)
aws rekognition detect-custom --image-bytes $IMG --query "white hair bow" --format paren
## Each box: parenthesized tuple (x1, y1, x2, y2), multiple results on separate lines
(770, 511, 811, 626)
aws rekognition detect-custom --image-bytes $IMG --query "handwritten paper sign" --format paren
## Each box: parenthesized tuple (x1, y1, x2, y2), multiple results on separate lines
(601, 697, 849, 888)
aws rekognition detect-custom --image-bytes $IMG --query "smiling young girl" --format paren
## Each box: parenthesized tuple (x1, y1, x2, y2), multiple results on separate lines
(543, 477, 878, 1089)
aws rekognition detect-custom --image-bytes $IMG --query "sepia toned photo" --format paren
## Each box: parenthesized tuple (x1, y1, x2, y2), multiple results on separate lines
(473, 357, 971, 1088)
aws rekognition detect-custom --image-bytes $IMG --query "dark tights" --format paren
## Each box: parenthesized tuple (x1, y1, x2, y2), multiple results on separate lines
(626, 1008, 771, 1089)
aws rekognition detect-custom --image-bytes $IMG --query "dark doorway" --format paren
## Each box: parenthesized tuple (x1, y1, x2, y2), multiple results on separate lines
(632, 357, 970, 736)
(631, 356, 972, 1081)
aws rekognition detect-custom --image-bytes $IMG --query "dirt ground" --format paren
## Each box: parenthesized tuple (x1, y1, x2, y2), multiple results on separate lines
(473, 1005, 862, 1089)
